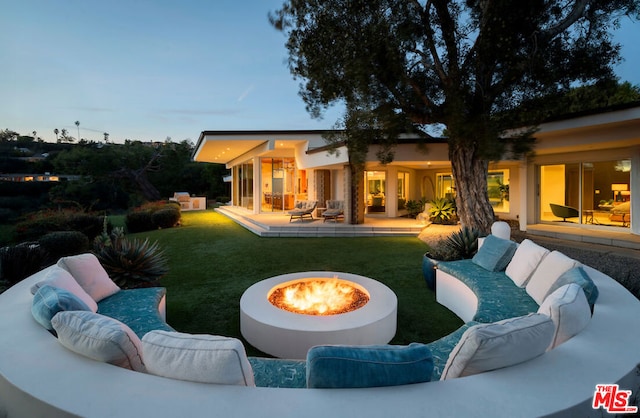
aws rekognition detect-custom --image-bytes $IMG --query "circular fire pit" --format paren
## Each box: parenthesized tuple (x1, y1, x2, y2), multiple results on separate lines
(240, 271, 397, 359)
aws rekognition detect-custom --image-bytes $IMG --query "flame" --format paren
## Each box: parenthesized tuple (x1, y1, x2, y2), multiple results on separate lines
(269, 277, 369, 315)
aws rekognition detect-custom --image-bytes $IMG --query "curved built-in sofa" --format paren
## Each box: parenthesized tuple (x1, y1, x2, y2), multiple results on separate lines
(2, 235, 640, 417)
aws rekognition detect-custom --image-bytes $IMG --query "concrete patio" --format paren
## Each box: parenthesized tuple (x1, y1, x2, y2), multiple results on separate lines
(216, 206, 640, 251)
(215, 206, 427, 237)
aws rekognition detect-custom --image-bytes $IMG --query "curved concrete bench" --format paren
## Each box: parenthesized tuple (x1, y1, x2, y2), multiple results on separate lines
(2, 262, 640, 417)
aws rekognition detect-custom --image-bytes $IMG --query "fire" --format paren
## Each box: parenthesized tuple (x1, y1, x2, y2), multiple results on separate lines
(269, 277, 369, 315)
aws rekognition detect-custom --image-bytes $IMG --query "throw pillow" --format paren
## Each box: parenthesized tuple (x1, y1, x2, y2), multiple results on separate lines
(31, 266, 98, 312)
(538, 284, 591, 349)
(545, 266, 599, 307)
(142, 330, 255, 386)
(505, 239, 550, 287)
(471, 234, 518, 272)
(525, 251, 580, 305)
(51, 311, 146, 372)
(57, 253, 120, 302)
(306, 343, 434, 388)
(32, 284, 92, 330)
(440, 313, 554, 380)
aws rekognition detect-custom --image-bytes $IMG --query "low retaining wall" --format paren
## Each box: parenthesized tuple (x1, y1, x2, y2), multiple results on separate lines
(1, 265, 639, 417)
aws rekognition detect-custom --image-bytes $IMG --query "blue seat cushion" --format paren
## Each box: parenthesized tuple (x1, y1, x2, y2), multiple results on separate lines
(426, 322, 477, 381)
(438, 259, 539, 323)
(546, 266, 599, 307)
(249, 357, 307, 388)
(32, 284, 92, 330)
(97, 287, 174, 339)
(472, 235, 518, 272)
(306, 343, 433, 388)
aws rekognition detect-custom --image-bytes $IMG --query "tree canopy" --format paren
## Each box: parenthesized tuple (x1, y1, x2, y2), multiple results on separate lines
(272, 0, 640, 231)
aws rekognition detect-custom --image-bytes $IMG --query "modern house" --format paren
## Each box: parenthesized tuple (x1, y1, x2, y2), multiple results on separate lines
(193, 104, 639, 236)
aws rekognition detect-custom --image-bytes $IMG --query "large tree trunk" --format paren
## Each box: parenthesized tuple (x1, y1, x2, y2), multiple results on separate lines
(346, 163, 365, 224)
(449, 142, 495, 234)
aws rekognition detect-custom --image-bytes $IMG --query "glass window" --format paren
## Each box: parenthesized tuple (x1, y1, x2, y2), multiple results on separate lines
(487, 170, 510, 213)
(239, 161, 253, 210)
(397, 172, 408, 210)
(436, 174, 455, 200)
(365, 171, 386, 213)
(436, 170, 510, 212)
(260, 157, 297, 212)
(540, 160, 630, 228)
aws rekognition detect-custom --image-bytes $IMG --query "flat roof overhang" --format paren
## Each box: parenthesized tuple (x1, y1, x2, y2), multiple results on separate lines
(532, 105, 640, 155)
(192, 130, 338, 165)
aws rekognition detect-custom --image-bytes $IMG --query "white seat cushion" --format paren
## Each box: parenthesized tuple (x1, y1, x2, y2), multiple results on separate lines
(57, 253, 120, 302)
(505, 239, 549, 287)
(142, 330, 255, 386)
(51, 311, 146, 372)
(440, 313, 554, 379)
(525, 251, 579, 305)
(538, 283, 591, 349)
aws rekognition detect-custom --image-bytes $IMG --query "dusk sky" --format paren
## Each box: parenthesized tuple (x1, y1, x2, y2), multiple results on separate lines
(2, 1, 639, 144)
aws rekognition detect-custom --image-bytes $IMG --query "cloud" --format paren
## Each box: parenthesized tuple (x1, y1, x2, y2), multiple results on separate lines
(237, 85, 255, 102)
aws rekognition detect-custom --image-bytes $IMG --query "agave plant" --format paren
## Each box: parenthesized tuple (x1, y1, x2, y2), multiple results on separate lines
(93, 228, 168, 289)
(426, 227, 480, 262)
(428, 198, 456, 224)
(444, 227, 480, 259)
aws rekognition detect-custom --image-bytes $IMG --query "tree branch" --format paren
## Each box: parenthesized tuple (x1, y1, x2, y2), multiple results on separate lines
(541, 0, 590, 39)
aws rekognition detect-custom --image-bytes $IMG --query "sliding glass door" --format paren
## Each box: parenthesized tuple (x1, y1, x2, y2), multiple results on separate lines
(260, 157, 296, 212)
(539, 159, 631, 228)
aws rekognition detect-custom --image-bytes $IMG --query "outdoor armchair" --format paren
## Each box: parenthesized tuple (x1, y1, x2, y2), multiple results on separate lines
(322, 200, 344, 222)
(288, 200, 318, 222)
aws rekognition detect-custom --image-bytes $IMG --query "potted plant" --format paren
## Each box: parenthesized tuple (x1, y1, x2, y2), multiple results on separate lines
(422, 226, 480, 290)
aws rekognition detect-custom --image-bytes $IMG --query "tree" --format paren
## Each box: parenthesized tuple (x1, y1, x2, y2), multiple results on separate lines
(59, 128, 75, 143)
(54, 128, 59, 142)
(271, 0, 640, 231)
(75, 121, 80, 143)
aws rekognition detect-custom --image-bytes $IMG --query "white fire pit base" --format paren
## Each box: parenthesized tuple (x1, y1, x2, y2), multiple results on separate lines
(240, 271, 397, 359)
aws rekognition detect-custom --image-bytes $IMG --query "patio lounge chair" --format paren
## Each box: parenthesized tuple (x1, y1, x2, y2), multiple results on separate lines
(322, 200, 344, 222)
(550, 203, 579, 222)
(289, 200, 317, 222)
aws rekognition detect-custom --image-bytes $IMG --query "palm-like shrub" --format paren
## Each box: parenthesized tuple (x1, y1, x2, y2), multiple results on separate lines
(93, 227, 168, 289)
(428, 198, 456, 224)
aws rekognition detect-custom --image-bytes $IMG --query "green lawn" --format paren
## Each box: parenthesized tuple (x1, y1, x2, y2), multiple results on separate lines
(130, 210, 463, 356)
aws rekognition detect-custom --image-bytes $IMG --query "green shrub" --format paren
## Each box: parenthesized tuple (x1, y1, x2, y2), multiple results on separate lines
(125, 201, 182, 233)
(0, 243, 47, 284)
(39, 231, 90, 263)
(93, 228, 168, 289)
(125, 211, 155, 233)
(14, 210, 104, 242)
(151, 208, 181, 229)
(65, 213, 103, 241)
(404, 199, 424, 218)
